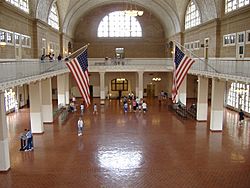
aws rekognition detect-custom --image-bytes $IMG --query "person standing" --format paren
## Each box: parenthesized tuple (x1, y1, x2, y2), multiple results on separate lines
(80, 103, 84, 115)
(142, 101, 147, 113)
(132, 100, 136, 112)
(25, 129, 33, 151)
(93, 103, 98, 114)
(57, 54, 62, 61)
(77, 117, 84, 136)
(239, 109, 245, 125)
(124, 102, 128, 113)
(19, 129, 27, 151)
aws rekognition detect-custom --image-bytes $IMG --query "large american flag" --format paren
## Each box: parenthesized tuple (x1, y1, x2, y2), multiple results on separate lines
(66, 49, 91, 107)
(172, 45, 195, 103)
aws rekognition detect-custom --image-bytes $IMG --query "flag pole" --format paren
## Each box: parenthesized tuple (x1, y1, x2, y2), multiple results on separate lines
(172, 40, 219, 73)
(64, 43, 90, 60)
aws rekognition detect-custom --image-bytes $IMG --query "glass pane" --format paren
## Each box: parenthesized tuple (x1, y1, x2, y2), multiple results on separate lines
(48, 3, 59, 30)
(97, 11, 142, 38)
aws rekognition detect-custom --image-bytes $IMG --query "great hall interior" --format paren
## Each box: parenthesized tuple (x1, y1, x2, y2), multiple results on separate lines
(0, 0, 250, 187)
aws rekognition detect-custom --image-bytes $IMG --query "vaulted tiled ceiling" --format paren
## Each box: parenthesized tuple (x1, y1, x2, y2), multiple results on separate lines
(35, 0, 220, 38)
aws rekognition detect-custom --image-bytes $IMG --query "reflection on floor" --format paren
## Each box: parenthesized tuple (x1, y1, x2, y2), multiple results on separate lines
(1, 98, 250, 188)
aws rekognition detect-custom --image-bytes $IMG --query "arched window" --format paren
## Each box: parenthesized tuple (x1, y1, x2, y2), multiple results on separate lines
(185, 1, 201, 30)
(225, 0, 250, 13)
(5, 0, 29, 13)
(48, 2, 59, 30)
(98, 11, 142, 37)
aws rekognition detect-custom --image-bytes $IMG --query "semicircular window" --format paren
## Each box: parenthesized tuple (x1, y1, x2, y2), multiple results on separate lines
(98, 11, 142, 38)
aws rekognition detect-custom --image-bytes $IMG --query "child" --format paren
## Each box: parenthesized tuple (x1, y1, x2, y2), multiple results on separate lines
(77, 117, 84, 136)
(142, 101, 147, 113)
(93, 103, 98, 114)
(124, 102, 128, 113)
(80, 103, 84, 114)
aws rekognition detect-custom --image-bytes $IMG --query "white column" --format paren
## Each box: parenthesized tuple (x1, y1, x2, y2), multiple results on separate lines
(197, 76, 208, 121)
(100, 72, 106, 100)
(57, 74, 66, 106)
(42, 78, 53, 123)
(0, 92, 10, 171)
(178, 77, 187, 105)
(135, 73, 139, 97)
(29, 81, 44, 133)
(210, 79, 225, 131)
(138, 71, 144, 99)
(65, 73, 70, 105)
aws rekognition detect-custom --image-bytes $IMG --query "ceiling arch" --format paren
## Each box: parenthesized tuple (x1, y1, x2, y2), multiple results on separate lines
(62, 0, 181, 38)
(36, 0, 53, 23)
(34, 0, 220, 38)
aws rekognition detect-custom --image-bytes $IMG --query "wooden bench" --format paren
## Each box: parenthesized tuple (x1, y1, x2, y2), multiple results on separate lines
(187, 104, 197, 119)
(176, 102, 187, 118)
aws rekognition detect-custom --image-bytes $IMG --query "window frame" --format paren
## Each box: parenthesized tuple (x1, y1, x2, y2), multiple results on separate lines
(21, 34, 31, 48)
(223, 33, 236, 46)
(97, 11, 142, 38)
(246, 30, 250, 44)
(48, 2, 60, 30)
(184, 0, 201, 30)
(227, 82, 250, 113)
(237, 31, 245, 44)
(225, 0, 250, 13)
(5, 0, 29, 13)
(111, 78, 128, 91)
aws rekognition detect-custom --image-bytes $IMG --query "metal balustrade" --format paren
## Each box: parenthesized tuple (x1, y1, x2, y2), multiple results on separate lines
(0, 58, 249, 91)
(0, 60, 67, 83)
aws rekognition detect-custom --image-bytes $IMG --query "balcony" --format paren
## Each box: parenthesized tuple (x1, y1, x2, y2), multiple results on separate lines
(0, 58, 250, 91)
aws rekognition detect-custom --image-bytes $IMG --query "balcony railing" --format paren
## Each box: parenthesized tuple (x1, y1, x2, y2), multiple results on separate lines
(0, 58, 249, 90)
(0, 60, 67, 84)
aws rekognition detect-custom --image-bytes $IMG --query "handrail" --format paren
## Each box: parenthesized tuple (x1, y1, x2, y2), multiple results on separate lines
(0, 58, 249, 91)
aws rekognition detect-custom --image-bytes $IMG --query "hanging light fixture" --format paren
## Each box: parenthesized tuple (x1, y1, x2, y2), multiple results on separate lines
(124, 0, 144, 17)
(152, 77, 161, 82)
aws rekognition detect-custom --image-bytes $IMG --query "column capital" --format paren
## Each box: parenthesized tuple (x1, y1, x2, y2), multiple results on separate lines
(99, 71, 106, 75)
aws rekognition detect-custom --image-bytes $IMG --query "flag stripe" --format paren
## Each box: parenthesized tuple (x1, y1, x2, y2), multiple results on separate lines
(66, 62, 88, 105)
(66, 63, 86, 102)
(171, 46, 195, 103)
(69, 61, 89, 104)
(176, 58, 194, 89)
(72, 59, 90, 104)
(66, 49, 90, 107)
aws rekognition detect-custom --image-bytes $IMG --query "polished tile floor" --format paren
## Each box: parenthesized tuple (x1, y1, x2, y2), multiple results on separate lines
(1, 99, 250, 188)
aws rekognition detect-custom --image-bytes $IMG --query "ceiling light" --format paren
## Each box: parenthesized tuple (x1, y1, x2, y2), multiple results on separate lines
(124, 0, 144, 17)
(0, 41, 7, 46)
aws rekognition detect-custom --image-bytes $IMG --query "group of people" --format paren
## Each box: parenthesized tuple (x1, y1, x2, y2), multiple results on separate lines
(18, 95, 247, 148)
(123, 96, 147, 113)
(19, 129, 33, 151)
(40, 53, 62, 63)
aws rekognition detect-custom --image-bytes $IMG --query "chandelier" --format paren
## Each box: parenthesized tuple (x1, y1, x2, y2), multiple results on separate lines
(124, 0, 144, 17)
(152, 77, 161, 82)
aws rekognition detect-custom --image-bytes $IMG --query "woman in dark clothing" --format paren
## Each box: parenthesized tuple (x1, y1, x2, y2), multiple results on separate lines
(239, 109, 244, 125)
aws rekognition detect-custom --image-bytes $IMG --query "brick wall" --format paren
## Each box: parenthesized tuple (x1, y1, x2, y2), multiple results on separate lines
(73, 4, 166, 58)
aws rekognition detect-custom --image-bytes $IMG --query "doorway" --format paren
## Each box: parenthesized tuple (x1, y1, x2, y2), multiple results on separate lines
(204, 38, 209, 59)
(147, 84, 155, 98)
